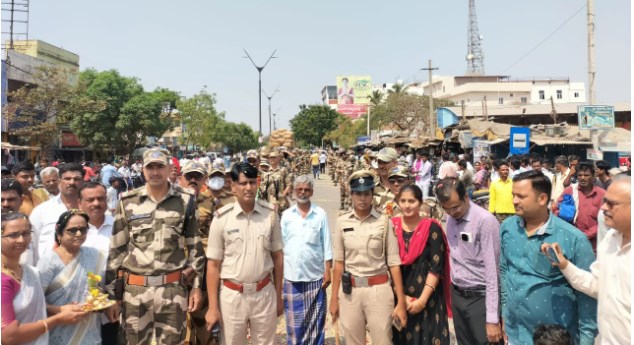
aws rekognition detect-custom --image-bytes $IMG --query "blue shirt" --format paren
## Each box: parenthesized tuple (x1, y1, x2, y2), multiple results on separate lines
(101, 164, 118, 186)
(281, 203, 332, 282)
(500, 213, 598, 345)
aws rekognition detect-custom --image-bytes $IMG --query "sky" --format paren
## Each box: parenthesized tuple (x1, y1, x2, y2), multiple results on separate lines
(17, 0, 632, 133)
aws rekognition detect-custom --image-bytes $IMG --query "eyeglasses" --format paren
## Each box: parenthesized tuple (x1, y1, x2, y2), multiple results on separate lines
(1, 231, 32, 240)
(602, 197, 630, 209)
(184, 173, 204, 181)
(295, 188, 313, 193)
(388, 177, 408, 184)
(64, 227, 89, 236)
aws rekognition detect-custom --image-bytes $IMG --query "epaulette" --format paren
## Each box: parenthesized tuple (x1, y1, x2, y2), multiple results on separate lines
(338, 209, 353, 218)
(257, 199, 275, 210)
(214, 203, 234, 218)
(120, 188, 141, 199)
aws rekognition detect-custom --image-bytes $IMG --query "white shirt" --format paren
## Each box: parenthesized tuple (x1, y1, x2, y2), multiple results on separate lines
(28, 195, 69, 264)
(552, 167, 571, 202)
(561, 229, 631, 345)
(106, 186, 119, 215)
(319, 153, 327, 164)
(118, 166, 131, 178)
(83, 215, 115, 260)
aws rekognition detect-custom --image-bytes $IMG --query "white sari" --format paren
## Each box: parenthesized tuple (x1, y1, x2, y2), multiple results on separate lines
(13, 264, 48, 345)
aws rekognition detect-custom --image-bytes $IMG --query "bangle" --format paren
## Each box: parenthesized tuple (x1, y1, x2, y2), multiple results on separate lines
(41, 319, 49, 333)
(425, 283, 436, 292)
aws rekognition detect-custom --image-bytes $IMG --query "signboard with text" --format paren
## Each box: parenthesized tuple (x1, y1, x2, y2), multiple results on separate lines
(510, 127, 530, 155)
(587, 148, 604, 160)
(336, 75, 371, 119)
(61, 131, 82, 147)
(578, 105, 615, 130)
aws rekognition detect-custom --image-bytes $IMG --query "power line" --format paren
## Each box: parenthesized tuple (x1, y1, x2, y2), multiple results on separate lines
(502, 4, 586, 73)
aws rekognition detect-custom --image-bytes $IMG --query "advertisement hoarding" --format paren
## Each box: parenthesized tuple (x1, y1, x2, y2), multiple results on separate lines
(472, 139, 490, 163)
(578, 105, 615, 130)
(336, 75, 371, 119)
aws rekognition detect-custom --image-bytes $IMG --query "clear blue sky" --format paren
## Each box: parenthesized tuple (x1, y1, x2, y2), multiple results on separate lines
(24, 0, 631, 132)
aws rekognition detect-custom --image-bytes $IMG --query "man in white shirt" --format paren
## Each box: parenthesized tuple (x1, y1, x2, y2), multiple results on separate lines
(412, 152, 433, 200)
(78, 181, 117, 342)
(545, 177, 631, 345)
(531, 157, 554, 183)
(551, 155, 572, 206)
(29, 162, 83, 264)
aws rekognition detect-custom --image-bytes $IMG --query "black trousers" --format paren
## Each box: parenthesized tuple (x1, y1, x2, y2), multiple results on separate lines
(451, 287, 503, 345)
(102, 321, 120, 344)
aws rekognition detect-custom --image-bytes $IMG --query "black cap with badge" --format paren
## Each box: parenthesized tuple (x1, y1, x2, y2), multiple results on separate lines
(348, 170, 375, 192)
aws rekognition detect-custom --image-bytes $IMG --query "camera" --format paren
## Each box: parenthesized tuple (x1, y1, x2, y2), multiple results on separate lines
(342, 271, 352, 295)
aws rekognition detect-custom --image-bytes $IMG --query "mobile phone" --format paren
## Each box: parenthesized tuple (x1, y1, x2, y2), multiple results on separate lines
(392, 316, 403, 331)
(547, 246, 560, 264)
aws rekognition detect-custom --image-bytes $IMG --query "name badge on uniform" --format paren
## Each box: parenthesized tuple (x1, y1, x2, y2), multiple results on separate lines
(343, 227, 354, 232)
(128, 213, 152, 221)
(227, 229, 240, 235)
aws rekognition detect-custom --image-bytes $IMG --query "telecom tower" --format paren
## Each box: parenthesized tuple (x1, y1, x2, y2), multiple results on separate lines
(1, 0, 30, 52)
(466, 0, 485, 75)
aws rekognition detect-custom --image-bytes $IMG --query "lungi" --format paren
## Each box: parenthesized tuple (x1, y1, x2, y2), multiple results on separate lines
(283, 279, 327, 345)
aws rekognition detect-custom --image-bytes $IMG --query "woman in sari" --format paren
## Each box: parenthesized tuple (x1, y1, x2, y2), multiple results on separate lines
(1, 212, 87, 345)
(37, 209, 106, 345)
(391, 185, 452, 345)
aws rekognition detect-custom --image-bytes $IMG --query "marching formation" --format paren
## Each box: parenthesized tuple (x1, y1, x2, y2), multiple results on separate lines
(0, 145, 631, 345)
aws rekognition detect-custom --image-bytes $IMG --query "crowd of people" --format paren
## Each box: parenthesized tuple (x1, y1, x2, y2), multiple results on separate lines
(0, 145, 630, 345)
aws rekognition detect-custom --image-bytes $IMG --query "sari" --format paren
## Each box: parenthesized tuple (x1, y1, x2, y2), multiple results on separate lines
(9, 265, 49, 345)
(37, 246, 105, 345)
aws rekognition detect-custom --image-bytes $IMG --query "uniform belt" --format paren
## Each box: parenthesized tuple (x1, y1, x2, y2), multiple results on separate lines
(127, 271, 181, 287)
(223, 276, 271, 294)
(351, 274, 389, 288)
(452, 284, 486, 298)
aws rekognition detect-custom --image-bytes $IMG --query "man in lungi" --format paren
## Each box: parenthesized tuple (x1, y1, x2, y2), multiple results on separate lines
(281, 174, 332, 345)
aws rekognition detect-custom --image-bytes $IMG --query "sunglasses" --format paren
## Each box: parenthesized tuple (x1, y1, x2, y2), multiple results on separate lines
(64, 227, 89, 236)
(388, 177, 408, 184)
(184, 173, 205, 181)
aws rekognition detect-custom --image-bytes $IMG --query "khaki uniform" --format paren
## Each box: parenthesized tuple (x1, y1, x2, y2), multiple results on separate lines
(106, 184, 205, 345)
(206, 201, 283, 345)
(259, 166, 291, 214)
(333, 209, 401, 345)
(373, 177, 394, 212)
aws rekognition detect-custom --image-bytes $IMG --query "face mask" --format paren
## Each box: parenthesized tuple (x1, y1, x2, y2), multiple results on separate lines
(208, 176, 225, 191)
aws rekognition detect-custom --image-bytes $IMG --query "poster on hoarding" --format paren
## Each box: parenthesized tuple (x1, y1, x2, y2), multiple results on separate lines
(472, 139, 490, 163)
(578, 105, 615, 130)
(336, 75, 371, 119)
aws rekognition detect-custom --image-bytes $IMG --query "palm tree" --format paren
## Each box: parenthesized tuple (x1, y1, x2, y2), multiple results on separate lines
(388, 82, 409, 95)
(367, 90, 384, 106)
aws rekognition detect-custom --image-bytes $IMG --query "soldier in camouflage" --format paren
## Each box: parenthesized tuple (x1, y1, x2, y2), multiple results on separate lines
(179, 161, 216, 345)
(265, 150, 291, 214)
(373, 147, 399, 211)
(105, 148, 205, 345)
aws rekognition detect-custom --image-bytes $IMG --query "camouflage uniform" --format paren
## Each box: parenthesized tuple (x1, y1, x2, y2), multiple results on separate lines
(106, 178, 205, 345)
(339, 156, 355, 210)
(261, 166, 291, 214)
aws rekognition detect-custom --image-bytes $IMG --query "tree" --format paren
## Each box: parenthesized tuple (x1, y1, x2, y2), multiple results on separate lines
(324, 116, 366, 148)
(176, 87, 225, 153)
(370, 93, 454, 132)
(387, 82, 410, 95)
(3, 66, 106, 154)
(217, 121, 259, 153)
(69, 69, 179, 157)
(290, 105, 341, 146)
(368, 90, 384, 106)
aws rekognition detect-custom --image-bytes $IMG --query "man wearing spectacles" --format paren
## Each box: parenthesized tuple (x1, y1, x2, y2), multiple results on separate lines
(205, 162, 284, 345)
(280, 175, 332, 345)
(29, 162, 84, 265)
(436, 178, 503, 345)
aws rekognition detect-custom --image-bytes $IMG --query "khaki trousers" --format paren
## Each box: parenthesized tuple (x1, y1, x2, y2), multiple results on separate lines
(219, 283, 277, 345)
(339, 282, 395, 345)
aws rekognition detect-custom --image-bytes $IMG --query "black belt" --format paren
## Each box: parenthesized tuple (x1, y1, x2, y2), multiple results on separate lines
(452, 284, 486, 298)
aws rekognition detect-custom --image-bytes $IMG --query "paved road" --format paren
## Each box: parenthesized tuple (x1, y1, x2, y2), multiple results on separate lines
(271, 171, 456, 345)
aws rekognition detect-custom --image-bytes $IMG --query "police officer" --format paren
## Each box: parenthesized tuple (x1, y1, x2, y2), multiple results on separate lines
(384, 165, 411, 218)
(267, 150, 291, 214)
(207, 161, 235, 208)
(105, 148, 205, 345)
(205, 162, 284, 345)
(374, 147, 398, 210)
(180, 160, 215, 345)
(330, 170, 408, 345)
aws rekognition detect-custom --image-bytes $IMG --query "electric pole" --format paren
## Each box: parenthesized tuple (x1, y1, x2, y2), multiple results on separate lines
(263, 86, 279, 136)
(243, 49, 278, 140)
(421, 60, 439, 138)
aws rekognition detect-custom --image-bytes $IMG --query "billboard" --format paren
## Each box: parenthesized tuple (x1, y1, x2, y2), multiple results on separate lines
(578, 105, 615, 130)
(336, 75, 371, 119)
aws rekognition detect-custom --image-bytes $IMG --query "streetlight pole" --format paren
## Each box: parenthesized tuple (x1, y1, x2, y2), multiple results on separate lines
(243, 49, 278, 139)
(273, 113, 277, 131)
(263, 86, 280, 136)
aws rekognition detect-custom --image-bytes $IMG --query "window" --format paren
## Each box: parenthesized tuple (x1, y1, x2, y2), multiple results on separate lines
(556, 90, 562, 99)
(521, 97, 528, 104)
(574, 92, 579, 98)
(498, 97, 504, 105)
(539, 90, 545, 100)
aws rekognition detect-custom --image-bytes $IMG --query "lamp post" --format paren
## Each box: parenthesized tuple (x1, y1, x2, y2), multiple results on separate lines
(243, 49, 278, 140)
(263, 86, 280, 136)
(273, 113, 277, 131)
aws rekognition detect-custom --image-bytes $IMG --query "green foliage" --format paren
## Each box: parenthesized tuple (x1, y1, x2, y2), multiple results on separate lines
(324, 116, 366, 148)
(370, 93, 454, 131)
(3, 66, 106, 153)
(69, 69, 179, 156)
(176, 87, 225, 152)
(290, 105, 341, 146)
(217, 121, 259, 153)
